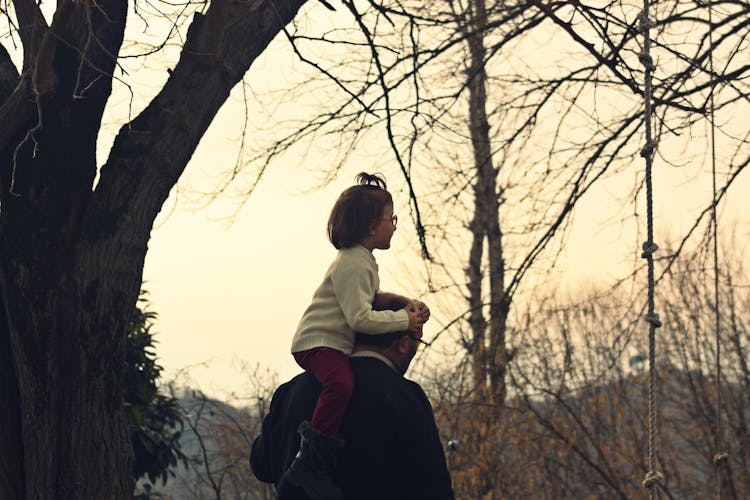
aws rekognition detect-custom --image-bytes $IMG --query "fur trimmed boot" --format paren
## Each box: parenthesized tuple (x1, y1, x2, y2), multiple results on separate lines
(282, 421, 345, 500)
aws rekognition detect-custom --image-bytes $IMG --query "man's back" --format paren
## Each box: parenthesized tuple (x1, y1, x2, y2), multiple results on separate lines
(251, 356, 454, 500)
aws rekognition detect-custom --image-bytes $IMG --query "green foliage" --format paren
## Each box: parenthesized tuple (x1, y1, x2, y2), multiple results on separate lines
(124, 291, 187, 494)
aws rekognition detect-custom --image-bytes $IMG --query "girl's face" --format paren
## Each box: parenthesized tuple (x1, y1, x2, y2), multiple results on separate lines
(369, 203, 397, 250)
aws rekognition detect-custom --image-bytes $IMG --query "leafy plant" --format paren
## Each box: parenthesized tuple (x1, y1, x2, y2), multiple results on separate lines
(124, 292, 187, 494)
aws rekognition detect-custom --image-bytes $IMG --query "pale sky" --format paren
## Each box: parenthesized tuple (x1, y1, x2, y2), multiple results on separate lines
(142, 168, 361, 397)
(134, 6, 749, 400)
(141, 145, 749, 399)
(7, 2, 747, 400)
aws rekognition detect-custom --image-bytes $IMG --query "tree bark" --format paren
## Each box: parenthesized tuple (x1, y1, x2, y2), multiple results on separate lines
(0, 1, 307, 498)
(0, 281, 25, 500)
(462, 2, 509, 497)
(465, 0, 508, 408)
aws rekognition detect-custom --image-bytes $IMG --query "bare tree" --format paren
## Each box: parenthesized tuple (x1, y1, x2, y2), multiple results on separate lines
(0, 1, 312, 497)
(150, 364, 277, 500)
(179, 391, 258, 499)
(238, 0, 748, 406)
(421, 0, 749, 403)
(235, 4, 748, 497)
(447, 243, 750, 499)
(424, 243, 747, 498)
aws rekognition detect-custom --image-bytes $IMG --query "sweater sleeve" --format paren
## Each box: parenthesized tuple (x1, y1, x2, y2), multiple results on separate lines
(330, 253, 409, 334)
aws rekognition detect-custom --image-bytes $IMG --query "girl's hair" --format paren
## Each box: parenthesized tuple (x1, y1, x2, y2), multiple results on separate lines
(328, 172, 392, 249)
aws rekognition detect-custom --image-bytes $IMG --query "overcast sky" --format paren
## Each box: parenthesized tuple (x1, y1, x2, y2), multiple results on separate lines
(109, 4, 750, 400)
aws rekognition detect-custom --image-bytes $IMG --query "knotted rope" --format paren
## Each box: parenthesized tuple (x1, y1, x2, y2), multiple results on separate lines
(707, 1, 728, 497)
(638, 2, 662, 498)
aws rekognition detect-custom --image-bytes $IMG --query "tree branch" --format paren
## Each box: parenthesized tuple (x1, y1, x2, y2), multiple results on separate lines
(0, 0, 128, 179)
(12, 0, 49, 72)
(0, 43, 19, 106)
(85, 0, 308, 265)
(0, 75, 35, 171)
(0, 46, 23, 197)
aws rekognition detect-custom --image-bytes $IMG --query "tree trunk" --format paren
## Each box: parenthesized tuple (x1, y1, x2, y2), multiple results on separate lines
(0, 0, 132, 494)
(0, 282, 25, 499)
(0, 0, 307, 498)
(465, 0, 508, 408)
(1, 124, 137, 499)
(0, 43, 23, 495)
(463, 3, 508, 495)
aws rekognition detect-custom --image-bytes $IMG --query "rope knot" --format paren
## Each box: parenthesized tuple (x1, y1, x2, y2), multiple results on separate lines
(638, 52, 656, 72)
(640, 141, 656, 158)
(713, 452, 729, 465)
(642, 471, 663, 488)
(641, 241, 659, 258)
(638, 11, 654, 32)
(645, 313, 662, 328)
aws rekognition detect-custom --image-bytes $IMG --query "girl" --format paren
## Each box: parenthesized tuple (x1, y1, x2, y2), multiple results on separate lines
(284, 172, 428, 499)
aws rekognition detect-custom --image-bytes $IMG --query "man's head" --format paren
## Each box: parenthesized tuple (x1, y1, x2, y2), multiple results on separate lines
(353, 328, 426, 375)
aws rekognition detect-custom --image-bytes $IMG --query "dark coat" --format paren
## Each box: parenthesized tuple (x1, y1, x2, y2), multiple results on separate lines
(250, 356, 455, 500)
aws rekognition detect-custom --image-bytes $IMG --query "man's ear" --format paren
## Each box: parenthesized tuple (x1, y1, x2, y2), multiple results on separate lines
(396, 335, 410, 354)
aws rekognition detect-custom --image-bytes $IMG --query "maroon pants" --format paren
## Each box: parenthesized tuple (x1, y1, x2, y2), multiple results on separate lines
(293, 347, 354, 436)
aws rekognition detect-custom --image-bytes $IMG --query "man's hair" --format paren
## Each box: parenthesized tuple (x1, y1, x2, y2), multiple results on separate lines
(354, 331, 407, 349)
(354, 298, 409, 348)
(328, 172, 393, 249)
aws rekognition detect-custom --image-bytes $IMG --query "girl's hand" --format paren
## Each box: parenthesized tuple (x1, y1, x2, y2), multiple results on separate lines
(404, 303, 423, 333)
(414, 301, 430, 324)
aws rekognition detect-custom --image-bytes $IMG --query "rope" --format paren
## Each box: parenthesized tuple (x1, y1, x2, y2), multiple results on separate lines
(707, 1, 728, 497)
(638, 3, 662, 498)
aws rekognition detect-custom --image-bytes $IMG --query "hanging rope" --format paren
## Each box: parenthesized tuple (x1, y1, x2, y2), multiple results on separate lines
(707, 1, 729, 497)
(637, 1, 663, 498)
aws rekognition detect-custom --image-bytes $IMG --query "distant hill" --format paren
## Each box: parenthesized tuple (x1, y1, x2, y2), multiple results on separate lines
(135, 388, 274, 499)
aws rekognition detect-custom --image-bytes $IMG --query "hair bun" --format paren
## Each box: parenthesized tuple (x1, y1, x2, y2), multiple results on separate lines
(355, 172, 387, 190)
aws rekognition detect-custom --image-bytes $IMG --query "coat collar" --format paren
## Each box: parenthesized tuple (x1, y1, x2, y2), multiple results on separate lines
(350, 350, 397, 372)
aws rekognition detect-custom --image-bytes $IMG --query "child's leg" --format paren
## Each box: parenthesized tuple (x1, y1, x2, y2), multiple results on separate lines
(293, 348, 354, 436)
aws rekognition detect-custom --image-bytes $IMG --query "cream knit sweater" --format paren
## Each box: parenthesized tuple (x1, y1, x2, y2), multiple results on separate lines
(291, 245, 410, 355)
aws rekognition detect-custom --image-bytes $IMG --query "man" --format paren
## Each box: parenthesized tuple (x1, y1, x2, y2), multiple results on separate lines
(250, 323, 454, 500)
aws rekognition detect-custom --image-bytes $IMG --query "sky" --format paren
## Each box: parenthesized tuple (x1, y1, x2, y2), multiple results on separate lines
(12, 1, 744, 400)
(125, 5, 750, 401)
(140, 147, 749, 400)
(142, 168, 358, 397)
